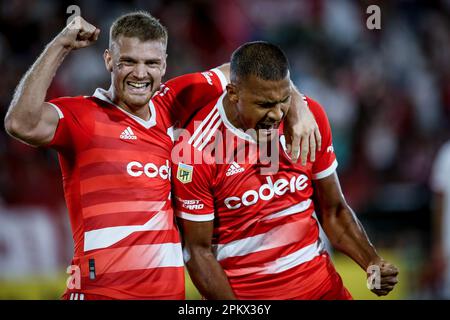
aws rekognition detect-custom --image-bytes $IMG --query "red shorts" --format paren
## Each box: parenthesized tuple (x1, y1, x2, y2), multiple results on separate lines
(231, 253, 353, 300)
(290, 254, 353, 300)
(61, 291, 185, 300)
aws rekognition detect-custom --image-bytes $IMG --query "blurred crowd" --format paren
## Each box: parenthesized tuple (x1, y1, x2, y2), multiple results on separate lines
(0, 0, 449, 299)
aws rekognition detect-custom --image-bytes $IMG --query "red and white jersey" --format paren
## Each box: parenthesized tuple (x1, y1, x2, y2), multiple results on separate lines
(173, 93, 339, 299)
(46, 68, 227, 299)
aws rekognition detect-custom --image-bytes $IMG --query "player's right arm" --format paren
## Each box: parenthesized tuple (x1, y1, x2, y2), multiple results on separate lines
(172, 138, 236, 299)
(179, 219, 237, 300)
(4, 17, 99, 146)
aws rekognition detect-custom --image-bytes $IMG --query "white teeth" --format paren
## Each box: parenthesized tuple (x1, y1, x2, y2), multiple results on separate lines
(128, 82, 147, 88)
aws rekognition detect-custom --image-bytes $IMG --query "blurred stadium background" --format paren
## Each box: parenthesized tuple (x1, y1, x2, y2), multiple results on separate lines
(0, 0, 449, 299)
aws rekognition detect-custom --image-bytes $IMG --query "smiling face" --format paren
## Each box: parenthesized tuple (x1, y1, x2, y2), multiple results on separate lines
(104, 36, 167, 113)
(226, 74, 292, 142)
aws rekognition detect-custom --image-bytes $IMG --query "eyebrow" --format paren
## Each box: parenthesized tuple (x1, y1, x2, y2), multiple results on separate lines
(256, 95, 291, 105)
(119, 56, 161, 64)
(119, 56, 136, 62)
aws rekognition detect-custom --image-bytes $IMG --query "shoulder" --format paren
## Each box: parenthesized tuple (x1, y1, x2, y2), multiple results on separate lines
(48, 95, 90, 107)
(48, 95, 111, 124)
(304, 96, 327, 120)
(304, 95, 331, 133)
(174, 106, 223, 162)
(48, 95, 99, 115)
(179, 99, 221, 136)
(164, 68, 227, 89)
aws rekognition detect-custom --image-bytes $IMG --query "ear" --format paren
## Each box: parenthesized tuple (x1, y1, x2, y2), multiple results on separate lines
(226, 83, 239, 103)
(104, 49, 113, 72)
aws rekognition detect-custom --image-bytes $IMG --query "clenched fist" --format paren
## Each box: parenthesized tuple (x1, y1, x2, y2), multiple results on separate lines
(55, 16, 100, 50)
(366, 259, 399, 296)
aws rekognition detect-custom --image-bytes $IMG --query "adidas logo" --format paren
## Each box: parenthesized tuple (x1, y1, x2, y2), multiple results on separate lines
(226, 162, 245, 176)
(120, 127, 137, 140)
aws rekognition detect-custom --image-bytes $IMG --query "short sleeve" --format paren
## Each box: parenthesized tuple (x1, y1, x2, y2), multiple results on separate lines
(172, 136, 216, 222)
(431, 142, 450, 192)
(45, 96, 93, 151)
(307, 97, 338, 180)
(162, 68, 227, 127)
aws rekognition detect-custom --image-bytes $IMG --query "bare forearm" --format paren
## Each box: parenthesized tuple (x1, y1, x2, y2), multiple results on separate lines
(322, 204, 380, 270)
(186, 250, 236, 300)
(6, 39, 70, 131)
(284, 81, 320, 164)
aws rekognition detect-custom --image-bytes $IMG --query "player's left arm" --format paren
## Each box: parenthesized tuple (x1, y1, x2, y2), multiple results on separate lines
(313, 173, 399, 296)
(284, 81, 321, 164)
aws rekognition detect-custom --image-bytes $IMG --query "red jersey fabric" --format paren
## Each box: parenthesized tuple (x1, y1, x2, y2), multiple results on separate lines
(172, 92, 352, 299)
(46, 69, 227, 299)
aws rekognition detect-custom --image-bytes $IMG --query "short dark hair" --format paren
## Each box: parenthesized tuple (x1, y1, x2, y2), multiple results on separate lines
(230, 41, 290, 82)
(110, 11, 168, 48)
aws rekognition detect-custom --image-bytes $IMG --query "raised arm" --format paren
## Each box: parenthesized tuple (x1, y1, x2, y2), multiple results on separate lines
(4, 17, 99, 146)
(313, 173, 399, 296)
(179, 219, 236, 300)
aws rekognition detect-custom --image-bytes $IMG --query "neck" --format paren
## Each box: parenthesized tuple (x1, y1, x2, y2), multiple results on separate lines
(222, 94, 243, 130)
(106, 86, 151, 121)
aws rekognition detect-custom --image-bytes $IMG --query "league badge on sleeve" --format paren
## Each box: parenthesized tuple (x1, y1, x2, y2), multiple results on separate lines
(177, 163, 193, 184)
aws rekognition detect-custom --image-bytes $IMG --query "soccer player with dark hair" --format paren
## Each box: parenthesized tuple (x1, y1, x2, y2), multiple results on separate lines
(173, 41, 399, 300)
(4, 13, 319, 300)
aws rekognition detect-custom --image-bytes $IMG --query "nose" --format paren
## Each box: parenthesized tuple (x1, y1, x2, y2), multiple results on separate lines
(132, 63, 147, 79)
(267, 105, 284, 122)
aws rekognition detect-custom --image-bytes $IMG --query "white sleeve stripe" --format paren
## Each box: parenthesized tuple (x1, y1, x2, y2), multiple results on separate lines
(176, 211, 215, 222)
(312, 159, 338, 180)
(210, 68, 228, 90)
(47, 102, 64, 119)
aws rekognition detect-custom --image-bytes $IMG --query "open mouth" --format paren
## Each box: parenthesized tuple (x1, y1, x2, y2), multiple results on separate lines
(256, 123, 279, 133)
(255, 124, 280, 139)
(126, 81, 152, 93)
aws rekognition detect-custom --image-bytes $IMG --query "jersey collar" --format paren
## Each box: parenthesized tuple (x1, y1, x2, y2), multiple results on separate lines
(216, 92, 257, 143)
(92, 88, 157, 129)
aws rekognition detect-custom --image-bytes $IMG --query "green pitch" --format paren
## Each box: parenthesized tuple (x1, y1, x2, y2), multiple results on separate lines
(0, 249, 408, 299)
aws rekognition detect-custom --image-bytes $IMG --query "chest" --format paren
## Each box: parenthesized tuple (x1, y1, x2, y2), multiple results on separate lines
(213, 158, 314, 212)
(72, 107, 174, 181)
